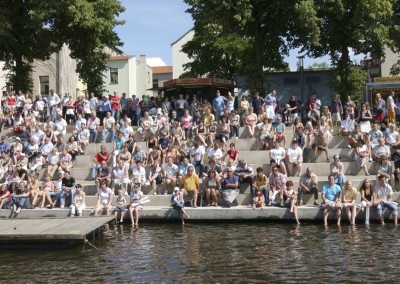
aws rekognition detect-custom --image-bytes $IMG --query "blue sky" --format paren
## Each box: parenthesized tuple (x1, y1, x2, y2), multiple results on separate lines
(115, 0, 360, 70)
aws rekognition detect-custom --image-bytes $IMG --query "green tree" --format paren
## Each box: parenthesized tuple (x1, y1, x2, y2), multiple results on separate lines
(335, 66, 368, 104)
(182, 0, 320, 93)
(306, 62, 330, 70)
(304, 0, 395, 100)
(0, 0, 125, 95)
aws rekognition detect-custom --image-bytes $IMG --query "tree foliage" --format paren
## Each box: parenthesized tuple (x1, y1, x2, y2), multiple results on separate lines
(306, 62, 330, 71)
(0, 0, 125, 95)
(303, 0, 395, 100)
(182, 0, 320, 93)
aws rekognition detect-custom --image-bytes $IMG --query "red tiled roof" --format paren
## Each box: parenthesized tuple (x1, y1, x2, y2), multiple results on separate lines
(104, 55, 132, 61)
(152, 66, 173, 74)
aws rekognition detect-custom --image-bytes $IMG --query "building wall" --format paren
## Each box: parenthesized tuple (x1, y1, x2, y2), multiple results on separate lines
(136, 55, 153, 98)
(31, 52, 58, 96)
(172, 29, 194, 79)
(381, 46, 399, 77)
(103, 60, 130, 96)
(128, 57, 136, 97)
(152, 72, 172, 96)
(236, 70, 335, 109)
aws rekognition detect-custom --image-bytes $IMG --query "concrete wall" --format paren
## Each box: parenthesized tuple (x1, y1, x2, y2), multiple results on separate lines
(172, 29, 194, 79)
(128, 57, 136, 97)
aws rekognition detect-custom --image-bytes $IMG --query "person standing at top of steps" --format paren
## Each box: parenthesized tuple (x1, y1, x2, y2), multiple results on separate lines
(213, 90, 226, 122)
(264, 90, 277, 121)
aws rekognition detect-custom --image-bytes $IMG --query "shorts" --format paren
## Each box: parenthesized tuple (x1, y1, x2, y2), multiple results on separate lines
(332, 112, 341, 122)
(113, 206, 126, 213)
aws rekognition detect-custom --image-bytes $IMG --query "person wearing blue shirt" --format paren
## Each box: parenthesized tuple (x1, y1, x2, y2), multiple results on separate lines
(0, 136, 10, 153)
(221, 168, 239, 207)
(213, 90, 226, 122)
(321, 174, 342, 226)
(265, 90, 277, 120)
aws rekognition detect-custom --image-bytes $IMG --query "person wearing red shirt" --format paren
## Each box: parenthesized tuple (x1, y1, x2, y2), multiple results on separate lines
(110, 91, 121, 121)
(91, 145, 110, 180)
(222, 143, 239, 164)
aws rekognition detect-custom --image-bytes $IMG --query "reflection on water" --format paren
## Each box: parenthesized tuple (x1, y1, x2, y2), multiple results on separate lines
(0, 223, 399, 282)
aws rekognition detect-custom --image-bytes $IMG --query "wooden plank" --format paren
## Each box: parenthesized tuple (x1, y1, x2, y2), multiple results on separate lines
(0, 216, 113, 242)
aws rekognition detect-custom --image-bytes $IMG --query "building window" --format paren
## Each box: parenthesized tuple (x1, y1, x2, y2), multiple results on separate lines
(148, 71, 150, 83)
(39, 76, 49, 95)
(153, 78, 159, 89)
(110, 68, 118, 84)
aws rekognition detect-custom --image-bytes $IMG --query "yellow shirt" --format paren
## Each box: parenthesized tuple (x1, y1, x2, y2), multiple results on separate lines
(343, 187, 358, 202)
(204, 113, 215, 125)
(182, 174, 200, 191)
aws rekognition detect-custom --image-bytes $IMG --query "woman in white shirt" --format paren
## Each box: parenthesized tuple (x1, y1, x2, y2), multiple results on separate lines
(94, 181, 113, 216)
(286, 140, 302, 177)
(269, 140, 287, 176)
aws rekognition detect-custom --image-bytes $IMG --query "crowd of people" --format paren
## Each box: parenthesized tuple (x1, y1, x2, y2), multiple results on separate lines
(0, 88, 399, 226)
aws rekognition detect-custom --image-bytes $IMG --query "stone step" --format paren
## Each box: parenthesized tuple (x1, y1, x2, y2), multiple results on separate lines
(1, 206, 397, 222)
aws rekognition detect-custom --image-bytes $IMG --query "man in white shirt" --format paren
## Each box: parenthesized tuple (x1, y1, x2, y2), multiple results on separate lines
(74, 114, 87, 133)
(102, 111, 115, 143)
(48, 89, 61, 122)
(287, 139, 303, 177)
(372, 138, 391, 162)
(77, 123, 90, 152)
(87, 111, 100, 143)
(387, 91, 396, 123)
(89, 92, 98, 112)
(340, 113, 355, 136)
(189, 141, 205, 176)
(374, 175, 398, 225)
(385, 123, 400, 150)
(40, 137, 54, 159)
(54, 114, 67, 136)
(15, 90, 25, 111)
(162, 157, 179, 194)
(31, 124, 45, 144)
(61, 93, 69, 119)
(207, 143, 223, 161)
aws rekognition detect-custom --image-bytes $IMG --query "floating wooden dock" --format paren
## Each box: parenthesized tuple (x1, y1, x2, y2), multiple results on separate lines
(0, 216, 114, 249)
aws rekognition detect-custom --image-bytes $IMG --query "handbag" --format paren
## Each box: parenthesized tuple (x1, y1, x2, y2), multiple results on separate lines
(335, 200, 343, 210)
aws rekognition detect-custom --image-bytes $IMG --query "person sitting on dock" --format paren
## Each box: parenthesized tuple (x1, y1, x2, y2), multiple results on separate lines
(94, 181, 113, 216)
(268, 165, 286, 206)
(298, 167, 319, 206)
(374, 175, 398, 225)
(113, 190, 127, 224)
(70, 184, 85, 217)
(171, 187, 190, 224)
(321, 174, 342, 226)
(283, 180, 300, 224)
(220, 168, 239, 207)
(129, 183, 144, 228)
(180, 165, 200, 208)
(10, 181, 30, 218)
(60, 171, 75, 208)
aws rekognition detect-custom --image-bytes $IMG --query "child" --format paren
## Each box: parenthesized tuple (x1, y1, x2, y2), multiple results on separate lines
(253, 190, 265, 208)
(70, 184, 86, 217)
(114, 190, 127, 223)
(171, 187, 190, 224)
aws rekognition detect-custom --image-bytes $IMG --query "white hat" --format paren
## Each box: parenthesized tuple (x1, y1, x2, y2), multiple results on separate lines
(173, 187, 180, 192)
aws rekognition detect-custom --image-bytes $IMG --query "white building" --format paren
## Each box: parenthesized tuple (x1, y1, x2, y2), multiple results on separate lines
(171, 29, 194, 79)
(151, 66, 173, 96)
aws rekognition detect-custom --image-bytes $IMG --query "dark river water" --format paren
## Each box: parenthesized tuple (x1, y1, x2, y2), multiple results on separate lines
(0, 223, 399, 283)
